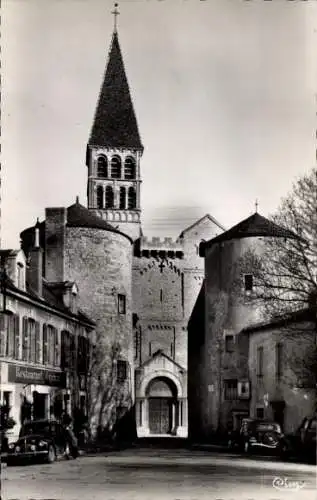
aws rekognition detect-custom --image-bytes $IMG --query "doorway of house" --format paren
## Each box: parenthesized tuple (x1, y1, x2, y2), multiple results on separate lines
(33, 392, 47, 420)
(146, 377, 177, 435)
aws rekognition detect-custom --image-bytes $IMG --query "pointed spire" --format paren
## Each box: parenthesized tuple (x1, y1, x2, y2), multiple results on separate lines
(88, 20, 143, 151)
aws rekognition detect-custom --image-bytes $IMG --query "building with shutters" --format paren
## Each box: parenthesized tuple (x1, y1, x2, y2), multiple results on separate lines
(0, 240, 94, 443)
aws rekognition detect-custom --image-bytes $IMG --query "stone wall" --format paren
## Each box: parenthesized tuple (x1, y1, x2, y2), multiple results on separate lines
(249, 322, 316, 434)
(195, 237, 265, 435)
(63, 226, 134, 434)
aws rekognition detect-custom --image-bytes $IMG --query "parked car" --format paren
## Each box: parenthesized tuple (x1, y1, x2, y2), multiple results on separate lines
(6, 419, 79, 465)
(287, 415, 316, 462)
(228, 419, 289, 457)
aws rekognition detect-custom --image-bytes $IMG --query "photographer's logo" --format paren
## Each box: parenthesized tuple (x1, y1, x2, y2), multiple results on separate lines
(273, 476, 305, 492)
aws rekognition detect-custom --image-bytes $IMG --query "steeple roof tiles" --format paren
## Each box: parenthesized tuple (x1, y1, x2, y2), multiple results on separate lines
(88, 31, 143, 151)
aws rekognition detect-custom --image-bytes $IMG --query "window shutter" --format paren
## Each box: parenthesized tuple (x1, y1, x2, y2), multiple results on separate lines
(61, 331, 66, 369)
(35, 321, 41, 363)
(7, 314, 15, 357)
(43, 324, 48, 365)
(22, 316, 29, 361)
(14, 314, 20, 359)
(0, 313, 6, 356)
(54, 328, 60, 367)
(29, 320, 36, 363)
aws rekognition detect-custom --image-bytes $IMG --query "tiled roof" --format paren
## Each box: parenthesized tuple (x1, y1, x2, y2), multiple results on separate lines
(241, 308, 314, 334)
(88, 31, 143, 151)
(66, 202, 133, 243)
(201, 212, 298, 253)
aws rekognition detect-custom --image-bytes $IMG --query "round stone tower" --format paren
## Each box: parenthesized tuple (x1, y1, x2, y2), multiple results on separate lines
(21, 200, 134, 435)
(188, 212, 298, 439)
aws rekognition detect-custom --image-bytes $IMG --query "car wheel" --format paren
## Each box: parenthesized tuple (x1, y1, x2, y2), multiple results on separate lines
(47, 445, 56, 464)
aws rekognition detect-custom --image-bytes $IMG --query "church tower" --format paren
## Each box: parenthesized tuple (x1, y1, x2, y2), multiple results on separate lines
(86, 9, 143, 241)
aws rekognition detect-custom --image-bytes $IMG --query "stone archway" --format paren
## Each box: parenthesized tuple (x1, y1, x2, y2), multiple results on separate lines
(145, 377, 178, 435)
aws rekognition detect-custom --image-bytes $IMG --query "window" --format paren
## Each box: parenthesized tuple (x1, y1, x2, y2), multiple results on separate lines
(244, 274, 253, 292)
(78, 336, 89, 374)
(119, 187, 126, 209)
(276, 342, 283, 380)
(29, 319, 36, 363)
(225, 334, 234, 352)
(127, 187, 136, 209)
(61, 330, 70, 368)
(117, 359, 128, 383)
(149, 342, 152, 356)
(124, 157, 135, 179)
(257, 346, 263, 377)
(97, 156, 107, 178)
(111, 156, 121, 178)
(118, 294, 126, 314)
(35, 321, 41, 363)
(69, 334, 76, 369)
(22, 317, 29, 361)
(256, 407, 264, 419)
(48, 325, 56, 365)
(43, 324, 48, 365)
(160, 289, 163, 302)
(105, 185, 114, 209)
(96, 186, 104, 209)
(134, 330, 140, 360)
(224, 379, 238, 400)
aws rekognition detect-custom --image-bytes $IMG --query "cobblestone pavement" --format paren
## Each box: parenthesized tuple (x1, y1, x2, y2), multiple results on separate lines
(2, 448, 316, 500)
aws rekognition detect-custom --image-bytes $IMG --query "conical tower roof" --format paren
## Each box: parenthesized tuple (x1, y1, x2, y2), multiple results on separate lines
(200, 212, 300, 255)
(88, 30, 143, 151)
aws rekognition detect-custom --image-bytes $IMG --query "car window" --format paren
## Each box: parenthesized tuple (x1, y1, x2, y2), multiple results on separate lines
(308, 419, 317, 430)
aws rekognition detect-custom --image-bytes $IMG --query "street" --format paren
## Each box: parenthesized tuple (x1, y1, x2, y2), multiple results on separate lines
(2, 447, 316, 500)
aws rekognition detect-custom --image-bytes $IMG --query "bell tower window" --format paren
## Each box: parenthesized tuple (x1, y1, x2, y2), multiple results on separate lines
(128, 187, 136, 209)
(97, 156, 108, 178)
(124, 157, 135, 180)
(96, 186, 104, 209)
(119, 187, 126, 209)
(111, 156, 121, 179)
(105, 185, 114, 209)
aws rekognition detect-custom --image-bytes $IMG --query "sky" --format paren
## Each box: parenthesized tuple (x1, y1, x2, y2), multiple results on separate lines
(2, 0, 316, 248)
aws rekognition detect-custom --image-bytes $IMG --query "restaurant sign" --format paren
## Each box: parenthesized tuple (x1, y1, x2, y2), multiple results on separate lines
(8, 364, 66, 388)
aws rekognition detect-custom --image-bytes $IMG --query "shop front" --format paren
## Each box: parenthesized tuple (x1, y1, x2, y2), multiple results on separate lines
(1, 362, 66, 442)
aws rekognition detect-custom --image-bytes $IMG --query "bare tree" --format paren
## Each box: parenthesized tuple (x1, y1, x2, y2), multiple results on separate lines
(87, 339, 131, 442)
(235, 167, 317, 388)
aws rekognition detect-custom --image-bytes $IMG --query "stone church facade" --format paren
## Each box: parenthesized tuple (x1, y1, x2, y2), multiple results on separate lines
(20, 25, 225, 438)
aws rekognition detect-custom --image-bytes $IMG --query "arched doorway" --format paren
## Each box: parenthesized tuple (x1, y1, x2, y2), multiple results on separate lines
(146, 377, 177, 435)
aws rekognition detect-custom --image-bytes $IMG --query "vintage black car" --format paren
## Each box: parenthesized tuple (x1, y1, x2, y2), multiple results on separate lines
(228, 419, 289, 457)
(6, 419, 79, 465)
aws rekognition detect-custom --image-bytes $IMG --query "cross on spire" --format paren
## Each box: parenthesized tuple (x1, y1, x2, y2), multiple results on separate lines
(112, 2, 120, 32)
(255, 199, 259, 213)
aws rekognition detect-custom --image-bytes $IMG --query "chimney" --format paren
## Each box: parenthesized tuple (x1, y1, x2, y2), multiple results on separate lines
(45, 207, 67, 282)
(27, 227, 43, 296)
